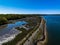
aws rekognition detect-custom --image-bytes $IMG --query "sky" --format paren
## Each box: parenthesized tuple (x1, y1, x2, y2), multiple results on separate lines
(0, 0, 60, 14)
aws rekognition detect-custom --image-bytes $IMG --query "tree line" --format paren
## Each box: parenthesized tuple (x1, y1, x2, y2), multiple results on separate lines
(0, 14, 40, 25)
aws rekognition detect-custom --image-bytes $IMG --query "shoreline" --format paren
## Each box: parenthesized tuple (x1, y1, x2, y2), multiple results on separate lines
(37, 23, 48, 45)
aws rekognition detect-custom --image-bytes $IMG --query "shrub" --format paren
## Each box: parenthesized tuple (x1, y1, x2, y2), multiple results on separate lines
(0, 17, 8, 25)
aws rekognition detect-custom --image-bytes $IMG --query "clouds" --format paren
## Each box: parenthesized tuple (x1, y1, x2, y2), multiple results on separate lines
(0, 6, 60, 14)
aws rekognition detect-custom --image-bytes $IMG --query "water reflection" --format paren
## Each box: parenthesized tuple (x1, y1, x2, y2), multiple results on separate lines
(0, 21, 27, 36)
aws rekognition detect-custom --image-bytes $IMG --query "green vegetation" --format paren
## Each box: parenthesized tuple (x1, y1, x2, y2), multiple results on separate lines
(0, 17, 8, 25)
(0, 14, 40, 25)
(1, 14, 41, 45)
(2, 27, 34, 45)
(36, 29, 42, 39)
(3, 28, 28, 45)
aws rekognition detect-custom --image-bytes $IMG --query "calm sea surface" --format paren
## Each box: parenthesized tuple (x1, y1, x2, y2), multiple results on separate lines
(44, 16, 60, 45)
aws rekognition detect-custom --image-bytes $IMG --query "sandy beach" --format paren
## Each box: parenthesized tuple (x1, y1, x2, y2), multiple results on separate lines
(37, 23, 48, 45)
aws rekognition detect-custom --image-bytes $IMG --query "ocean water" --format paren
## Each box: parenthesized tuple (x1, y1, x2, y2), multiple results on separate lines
(44, 16, 60, 45)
